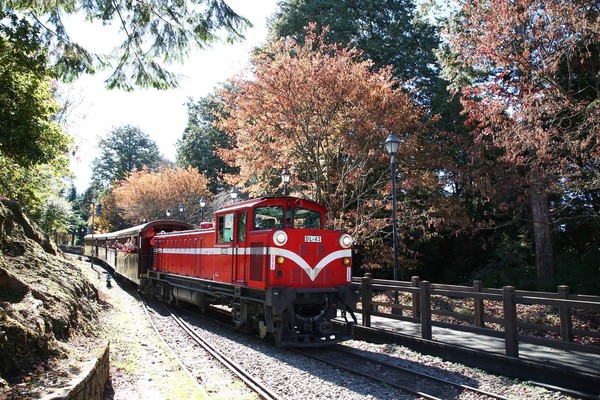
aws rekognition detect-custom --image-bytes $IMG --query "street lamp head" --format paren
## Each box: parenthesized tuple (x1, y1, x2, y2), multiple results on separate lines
(178, 203, 184, 213)
(281, 169, 291, 184)
(230, 187, 239, 201)
(281, 168, 292, 196)
(199, 197, 206, 208)
(383, 133, 401, 156)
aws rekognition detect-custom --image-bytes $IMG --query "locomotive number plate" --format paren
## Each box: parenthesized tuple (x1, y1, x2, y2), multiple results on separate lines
(304, 235, 322, 243)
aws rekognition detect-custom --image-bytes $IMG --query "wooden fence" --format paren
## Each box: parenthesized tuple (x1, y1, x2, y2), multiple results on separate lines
(354, 273, 600, 357)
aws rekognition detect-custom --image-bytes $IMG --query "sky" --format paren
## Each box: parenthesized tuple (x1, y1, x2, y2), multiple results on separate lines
(66, 1, 280, 193)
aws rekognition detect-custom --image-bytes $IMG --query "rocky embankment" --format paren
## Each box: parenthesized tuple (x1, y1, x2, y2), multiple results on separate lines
(0, 199, 104, 398)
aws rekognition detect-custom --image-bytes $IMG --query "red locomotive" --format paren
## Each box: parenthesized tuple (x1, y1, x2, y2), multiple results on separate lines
(85, 196, 359, 347)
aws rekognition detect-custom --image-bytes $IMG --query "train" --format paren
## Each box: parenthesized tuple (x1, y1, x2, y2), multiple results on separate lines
(84, 196, 359, 347)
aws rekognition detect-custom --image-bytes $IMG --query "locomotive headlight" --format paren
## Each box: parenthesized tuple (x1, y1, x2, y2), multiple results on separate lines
(343, 257, 351, 265)
(339, 233, 353, 248)
(276, 256, 285, 264)
(273, 230, 288, 246)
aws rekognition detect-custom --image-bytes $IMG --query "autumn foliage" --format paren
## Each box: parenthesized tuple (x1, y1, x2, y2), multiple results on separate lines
(112, 166, 211, 225)
(445, 0, 600, 286)
(215, 25, 426, 212)
(449, 0, 599, 174)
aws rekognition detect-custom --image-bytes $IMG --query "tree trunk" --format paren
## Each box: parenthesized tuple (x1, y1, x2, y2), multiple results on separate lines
(531, 187, 554, 287)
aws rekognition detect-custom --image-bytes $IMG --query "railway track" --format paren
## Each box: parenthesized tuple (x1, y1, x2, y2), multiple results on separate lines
(294, 345, 510, 400)
(137, 297, 581, 400)
(140, 296, 282, 400)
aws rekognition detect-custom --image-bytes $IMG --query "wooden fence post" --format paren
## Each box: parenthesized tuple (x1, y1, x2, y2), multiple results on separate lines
(411, 276, 420, 319)
(502, 286, 519, 357)
(558, 285, 573, 342)
(361, 273, 372, 327)
(473, 280, 484, 328)
(420, 281, 432, 340)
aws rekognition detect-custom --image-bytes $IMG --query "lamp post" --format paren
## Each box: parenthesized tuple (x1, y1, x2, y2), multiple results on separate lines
(178, 203, 185, 221)
(199, 197, 206, 221)
(383, 133, 401, 281)
(230, 187, 239, 203)
(166, 209, 171, 219)
(90, 198, 97, 268)
(281, 169, 291, 196)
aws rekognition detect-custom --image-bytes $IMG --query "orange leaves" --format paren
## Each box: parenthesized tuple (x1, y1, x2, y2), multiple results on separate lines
(215, 24, 425, 210)
(112, 166, 210, 224)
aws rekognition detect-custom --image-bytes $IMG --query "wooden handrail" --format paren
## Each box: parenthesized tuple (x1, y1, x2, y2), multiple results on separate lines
(353, 274, 600, 357)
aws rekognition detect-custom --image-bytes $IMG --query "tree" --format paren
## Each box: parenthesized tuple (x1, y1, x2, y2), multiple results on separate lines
(0, 13, 74, 220)
(177, 95, 238, 193)
(0, 12, 72, 169)
(4, 1, 251, 90)
(268, 0, 441, 103)
(445, 0, 600, 286)
(92, 190, 126, 233)
(112, 166, 211, 226)
(267, 1, 490, 279)
(217, 26, 424, 206)
(215, 26, 436, 271)
(39, 196, 77, 243)
(90, 125, 164, 188)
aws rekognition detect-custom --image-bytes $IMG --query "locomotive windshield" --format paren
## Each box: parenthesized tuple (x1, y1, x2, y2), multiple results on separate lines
(252, 204, 322, 230)
(293, 207, 322, 229)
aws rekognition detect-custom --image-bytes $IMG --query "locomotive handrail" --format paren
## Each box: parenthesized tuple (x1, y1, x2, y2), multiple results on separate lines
(355, 273, 600, 358)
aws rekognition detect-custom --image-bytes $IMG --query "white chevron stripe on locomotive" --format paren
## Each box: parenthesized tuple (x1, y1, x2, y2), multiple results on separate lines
(155, 247, 350, 281)
(270, 248, 352, 281)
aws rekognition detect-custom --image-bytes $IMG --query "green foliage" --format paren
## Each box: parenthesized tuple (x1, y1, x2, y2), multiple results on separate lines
(269, 0, 441, 103)
(176, 95, 238, 193)
(4, 0, 252, 90)
(90, 125, 164, 188)
(0, 12, 72, 168)
(0, 13, 74, 224)
(39, 196, 76, 240)
(471, 232, 538, 290)
(0, 154, 71, 220)
(555, 252, 600, 295)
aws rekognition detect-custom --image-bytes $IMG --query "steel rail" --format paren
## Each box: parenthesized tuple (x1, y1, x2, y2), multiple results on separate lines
(162, 303, 282, 400)
(295, 346, 510, 400)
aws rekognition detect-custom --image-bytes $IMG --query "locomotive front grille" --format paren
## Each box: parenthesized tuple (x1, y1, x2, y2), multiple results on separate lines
(299, 244, 327, 258)
(299, 244, 309, 257)
(290, 260, 335, 285)
(291, 268, 307, 285)
(292, 242, 335, 285)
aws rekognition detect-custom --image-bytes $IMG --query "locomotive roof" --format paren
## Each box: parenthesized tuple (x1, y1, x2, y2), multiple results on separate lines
(217, 196, 326, 214)
(84, 219, 193, 240)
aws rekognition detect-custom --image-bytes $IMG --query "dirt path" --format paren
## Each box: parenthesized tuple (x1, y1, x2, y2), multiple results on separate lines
(80, 259, 208, 400)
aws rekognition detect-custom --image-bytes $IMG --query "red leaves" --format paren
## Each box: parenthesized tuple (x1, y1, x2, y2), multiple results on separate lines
(447, 0, 600, 187)
(215, 24, 425, 213)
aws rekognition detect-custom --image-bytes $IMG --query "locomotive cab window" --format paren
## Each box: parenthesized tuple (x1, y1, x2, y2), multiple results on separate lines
(218, 213, 234, 242)
(294, 207, 323, 229)
(253, 206, 283, 230)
